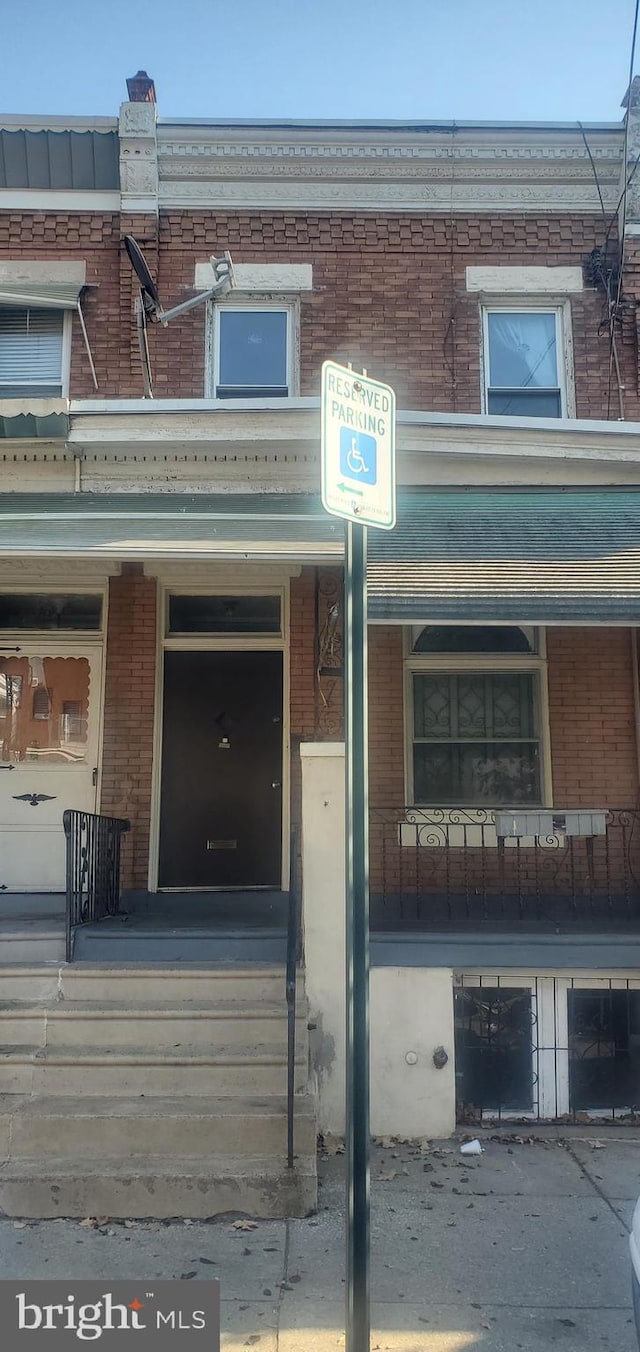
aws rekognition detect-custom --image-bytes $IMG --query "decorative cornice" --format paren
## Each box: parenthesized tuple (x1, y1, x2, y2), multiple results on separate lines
(153, 126, 623, 213)
(158, 137, 623, 164)
(159, 178, 620, 213)
(118, 100, 158, 215)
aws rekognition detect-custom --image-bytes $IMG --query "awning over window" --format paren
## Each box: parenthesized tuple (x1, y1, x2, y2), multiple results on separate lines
(0, 261, 87, 309)
(0, 493, 342, 562)
(367, 489, 640, 623)
(0, 398, 69, 439)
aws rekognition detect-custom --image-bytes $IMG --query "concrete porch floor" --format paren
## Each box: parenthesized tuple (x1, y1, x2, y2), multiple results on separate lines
(0, 891, 290, 963)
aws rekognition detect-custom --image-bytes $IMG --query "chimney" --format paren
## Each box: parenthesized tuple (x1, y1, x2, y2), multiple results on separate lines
(126, 70, 156, 103)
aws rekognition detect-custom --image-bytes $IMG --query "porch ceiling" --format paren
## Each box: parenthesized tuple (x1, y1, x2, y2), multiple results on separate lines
(367, 487, 640, 622)
(0, 492, 342, 561)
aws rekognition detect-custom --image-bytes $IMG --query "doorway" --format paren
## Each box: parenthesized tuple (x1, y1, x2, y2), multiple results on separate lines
(158, 650, 284, 889)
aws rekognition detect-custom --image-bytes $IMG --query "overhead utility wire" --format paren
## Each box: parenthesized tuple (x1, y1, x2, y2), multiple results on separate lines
(608, 0, 640, 417)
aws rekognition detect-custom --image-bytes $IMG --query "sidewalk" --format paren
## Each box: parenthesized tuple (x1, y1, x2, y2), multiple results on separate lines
(0, 1129, 637, 1351)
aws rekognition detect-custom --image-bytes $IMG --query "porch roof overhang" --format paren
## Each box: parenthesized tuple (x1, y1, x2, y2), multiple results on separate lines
(66, 401, 640, 477)
(367, 487, 640, 623)
(0, 492, 342, 562)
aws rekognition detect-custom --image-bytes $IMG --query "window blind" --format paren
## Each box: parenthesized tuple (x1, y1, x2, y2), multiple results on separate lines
(0, 307, 64, 393)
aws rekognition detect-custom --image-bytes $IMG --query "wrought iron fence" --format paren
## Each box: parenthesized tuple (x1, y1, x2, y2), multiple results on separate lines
(369, 806, 640, 930)
(63, 809, 130, 961)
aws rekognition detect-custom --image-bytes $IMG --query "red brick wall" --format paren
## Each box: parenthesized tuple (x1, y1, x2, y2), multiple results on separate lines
(547, 627, 639, 807)
(369, 626, 405, 807)
(367, 624, 640, 810)
(100, 566, 157, 889)
(3, 210, 636, 417)
(290, 569, 316, 743)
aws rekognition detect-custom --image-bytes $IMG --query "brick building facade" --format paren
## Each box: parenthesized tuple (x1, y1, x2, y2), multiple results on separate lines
(3, 74, 640, 1148)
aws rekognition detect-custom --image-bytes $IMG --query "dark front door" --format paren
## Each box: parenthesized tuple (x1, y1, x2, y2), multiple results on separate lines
(158, 650, 283, 888)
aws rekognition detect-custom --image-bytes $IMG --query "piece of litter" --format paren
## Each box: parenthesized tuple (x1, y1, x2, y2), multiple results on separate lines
(13, 1221, 28, 1230)
(232, 1220, 258, 1231)
(460, 1139, 483, 1156)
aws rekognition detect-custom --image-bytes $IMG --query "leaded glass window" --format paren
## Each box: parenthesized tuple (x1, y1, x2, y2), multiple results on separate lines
(412, 671, 540, 805)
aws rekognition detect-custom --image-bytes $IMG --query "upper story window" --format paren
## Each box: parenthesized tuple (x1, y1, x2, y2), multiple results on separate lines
(0, 307, 67, 398)
(208, 303, 294, 399)
(483, 309, 565, 418)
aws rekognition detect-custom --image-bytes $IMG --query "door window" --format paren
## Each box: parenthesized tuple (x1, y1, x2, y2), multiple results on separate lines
(0, 655, 90, 764)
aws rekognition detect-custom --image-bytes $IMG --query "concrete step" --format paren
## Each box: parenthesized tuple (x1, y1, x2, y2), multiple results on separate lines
(0, 895, 65, 919)
(0, 924, 65, 965)
(0, 968, 61, 1003)
(0, 1045, 308, 1097)
(0, 1092, 318, 1160)
(0, 1153, 317, 1219)
(72, 929, 287, 963)
(0, 965, 302, 1006)
(0, 1001, 309, 1051)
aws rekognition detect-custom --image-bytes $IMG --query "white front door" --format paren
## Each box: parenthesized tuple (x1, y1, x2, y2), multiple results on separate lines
(0, 644, 103, 892)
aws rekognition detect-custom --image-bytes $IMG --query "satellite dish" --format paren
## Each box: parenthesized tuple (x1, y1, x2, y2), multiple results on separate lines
(123, 235, 162, 317)
(123, 234, 236, 398)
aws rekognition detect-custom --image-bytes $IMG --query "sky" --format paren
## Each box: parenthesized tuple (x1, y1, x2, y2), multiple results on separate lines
(1, 0, 638, 124)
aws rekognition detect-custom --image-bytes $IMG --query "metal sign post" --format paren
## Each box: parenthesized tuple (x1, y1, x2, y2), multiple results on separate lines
(321, 359, 396, 1352)
(344, 515, 370, 1352)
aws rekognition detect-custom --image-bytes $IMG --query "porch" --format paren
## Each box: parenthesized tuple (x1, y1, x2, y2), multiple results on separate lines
(369, 805, 640, 934)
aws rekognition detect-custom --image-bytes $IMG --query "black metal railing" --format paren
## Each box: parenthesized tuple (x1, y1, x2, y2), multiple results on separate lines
(286, 826, 302, 1168)
(369, 807, 640, 931)
(63, 809, 130, 961)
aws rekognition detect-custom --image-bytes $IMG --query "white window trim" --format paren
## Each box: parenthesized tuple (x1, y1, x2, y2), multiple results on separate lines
(205, 296, 299, 399)
(481, 302, 576, 419)
(466, 266, 583, 295)
(403, 626, 553, 809)
(0, 307, 72, 398)
(195, 261, 312, 293)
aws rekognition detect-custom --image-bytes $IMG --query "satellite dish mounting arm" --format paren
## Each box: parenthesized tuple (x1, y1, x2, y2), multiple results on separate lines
(123, 235, 235, 398)
(156, 254, 235, 324)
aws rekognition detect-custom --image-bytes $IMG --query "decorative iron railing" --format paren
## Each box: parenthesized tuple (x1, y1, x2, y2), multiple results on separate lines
(286, 825, 302, 1168)
(369, 807, 640, 930)
(63, 809, 130, 961)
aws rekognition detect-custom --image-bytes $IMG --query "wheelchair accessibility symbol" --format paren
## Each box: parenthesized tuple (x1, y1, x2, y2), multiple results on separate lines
(339, 428, 378, 486)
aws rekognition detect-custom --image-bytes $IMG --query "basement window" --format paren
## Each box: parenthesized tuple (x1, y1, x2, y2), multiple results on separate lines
(568, 988, 640, 1112)
(454, 983, 534, 1114)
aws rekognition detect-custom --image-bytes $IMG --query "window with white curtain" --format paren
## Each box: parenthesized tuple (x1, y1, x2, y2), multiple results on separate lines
(0, 307, 66, 397)
(483, 309, 564, 417)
